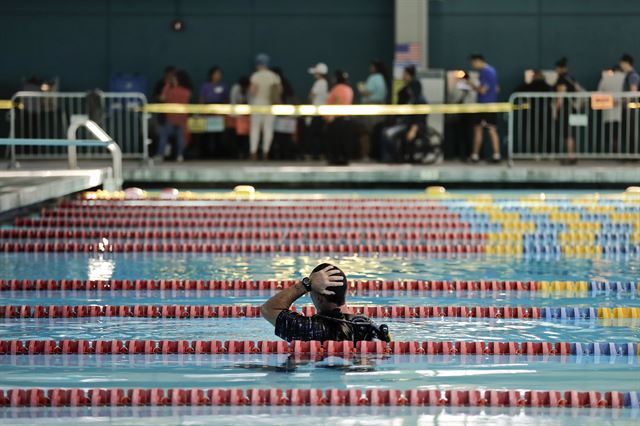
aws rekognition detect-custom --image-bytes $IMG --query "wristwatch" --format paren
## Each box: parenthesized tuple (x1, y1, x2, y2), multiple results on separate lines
(301, 277, 312, 292)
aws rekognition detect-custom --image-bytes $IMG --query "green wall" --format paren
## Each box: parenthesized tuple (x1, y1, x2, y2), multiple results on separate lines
(3, 0, 639, 104)
(0, 0, 394, 99)
(429, 0, 640, 99)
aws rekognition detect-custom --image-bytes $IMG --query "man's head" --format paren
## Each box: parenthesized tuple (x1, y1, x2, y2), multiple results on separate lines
(255, 53, 270, 70)
(555, 57, 568, 74)
(163, 66, 176, 82)
(334, 70, 349, 85)
(403, 65, 416, 83)
(469, 54, 485, 70)
(209, 66, 222, 83)
(310, 263, 347, 313)
(620, 54, 634, 72)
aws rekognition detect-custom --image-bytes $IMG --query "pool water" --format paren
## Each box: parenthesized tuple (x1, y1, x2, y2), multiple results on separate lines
(0, 190, 639, 424)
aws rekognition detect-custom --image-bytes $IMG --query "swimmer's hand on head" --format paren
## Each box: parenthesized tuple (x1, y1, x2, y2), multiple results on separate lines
(261, 265, 344, 325)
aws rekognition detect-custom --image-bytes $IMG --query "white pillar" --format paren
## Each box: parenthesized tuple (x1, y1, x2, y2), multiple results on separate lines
(395, 0, 429, 69)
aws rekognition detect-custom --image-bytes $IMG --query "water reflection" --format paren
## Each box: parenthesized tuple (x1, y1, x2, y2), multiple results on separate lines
(87, 256, 115, 281)
(2, 253, 640, 282)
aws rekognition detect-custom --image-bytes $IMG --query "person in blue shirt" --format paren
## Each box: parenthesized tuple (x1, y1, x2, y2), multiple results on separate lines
(619, 54, 639, 154)
(620, 54, 639, 92)
(358, 61, 389, 159)
(198, 67, 229, 158)
(199, 66, 229, 104)
(359, 60, 388, 104)
(468, 54, 501, 163)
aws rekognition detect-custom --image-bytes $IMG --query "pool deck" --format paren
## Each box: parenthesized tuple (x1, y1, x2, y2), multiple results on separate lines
(123, 159, 640, 187)
(0, 169, 105, 215)
(0, 159, 638, 213)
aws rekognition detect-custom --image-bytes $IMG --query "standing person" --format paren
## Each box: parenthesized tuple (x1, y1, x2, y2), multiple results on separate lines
(198, 66, 229, 158)
(271, 67, 297, 159)
(598, 66, 623, 153)
(325, 70, 355, 165)
(153, 66, 176, 102)
(308, 63, 329, 105)
(468, 54, 501, 163)
(553, 57, 578, 164)
(358, 60, 388, 104)
(304, 62, 329, 160)
(199, 66, 229, 104)
(621, 54, 640, 92)
(229, 76, 251, 158)
(357, 61, 389, 159)
(154, 70, 192, 162)
(620, 54, 639, 155)
(150, 66, 176, 154)
(516, 71, 553, 154)
(272, 67, 296, 104)
(249, 53, 282, 160)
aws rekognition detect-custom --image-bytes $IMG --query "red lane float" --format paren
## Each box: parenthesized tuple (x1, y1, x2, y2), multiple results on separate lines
(0, 339, 627, 356)
(0, 387, 632, 407)
(39, 210, 462, 220)
(0, 229, 485, 241)
(13, 217, 472, 229)
(0, 279, 540, 292)
(0, 304, 540, 319)
(55, 203, 453, 211)
(0, 242, 482, 253)
(65, 198, 455, 205)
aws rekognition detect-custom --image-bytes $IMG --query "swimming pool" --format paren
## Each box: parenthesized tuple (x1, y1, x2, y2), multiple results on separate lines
(0, 189, 639, 425)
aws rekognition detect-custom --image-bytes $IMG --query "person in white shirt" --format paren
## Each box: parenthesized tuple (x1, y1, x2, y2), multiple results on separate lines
(309, 63, 329, 105)
(303, 63, 329, 159)
(249, 53, 282, 160)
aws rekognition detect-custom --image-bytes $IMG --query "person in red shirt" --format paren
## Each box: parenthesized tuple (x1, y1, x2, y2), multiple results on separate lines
(155, 70, 192, 162)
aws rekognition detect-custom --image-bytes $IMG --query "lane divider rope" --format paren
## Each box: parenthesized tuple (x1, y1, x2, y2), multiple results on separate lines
(14, 218, 472, 228)
(1, 339, 637, 356)
(1, 304, 638, 318)
(0, 304, 544, 319)
(38, 211, 464, 219)
(71, 194, 640, 202)
(0, 387, 637, 408)
(0, 242, 485, 253)
(3, 241, 640, 255)
(2, 279, 636, 292)
(51, 205, 455, 212)
(0, 229, 486, 241)
(4, 229, 637, 241)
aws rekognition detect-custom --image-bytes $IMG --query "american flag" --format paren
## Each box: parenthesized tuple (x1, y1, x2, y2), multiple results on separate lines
(395, 42, 422, 64)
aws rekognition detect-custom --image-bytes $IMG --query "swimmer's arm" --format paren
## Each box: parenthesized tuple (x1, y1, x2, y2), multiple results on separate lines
(261, 266, 344, 325)
(261, 281, 307, 326)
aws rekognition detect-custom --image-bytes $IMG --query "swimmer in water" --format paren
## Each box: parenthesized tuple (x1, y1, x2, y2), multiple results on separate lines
(261, 263, 391, 343)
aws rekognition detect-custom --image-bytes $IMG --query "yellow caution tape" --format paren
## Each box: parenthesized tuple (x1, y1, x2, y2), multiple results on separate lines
(141, 102, 514, 116)
(0, 99, 515, 114)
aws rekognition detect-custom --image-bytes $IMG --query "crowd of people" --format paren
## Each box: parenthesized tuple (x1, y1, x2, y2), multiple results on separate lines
(149, 53, 438, 165)
(149, 52, 639, 165)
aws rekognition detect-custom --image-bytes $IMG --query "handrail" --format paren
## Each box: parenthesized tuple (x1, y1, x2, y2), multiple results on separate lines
(0, 120, 122, 190)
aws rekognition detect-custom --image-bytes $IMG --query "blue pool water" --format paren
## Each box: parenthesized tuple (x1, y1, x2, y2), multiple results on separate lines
(0, 354, 637, 391)
(1, 190, 639, 424)
(1, 317, 638, 342)
(1, 253, 640, 282)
